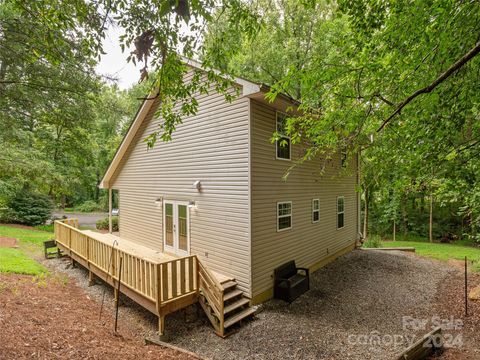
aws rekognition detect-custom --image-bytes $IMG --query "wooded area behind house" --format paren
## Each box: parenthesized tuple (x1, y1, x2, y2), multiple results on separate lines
(1, 0, 479, 243)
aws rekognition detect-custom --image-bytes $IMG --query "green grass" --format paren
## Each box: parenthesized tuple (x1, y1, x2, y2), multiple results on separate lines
(34, 224, 54, 232)
(0, 225, 53, 245)
(381, 240, 480, 262)
(0, 225, 53, 275)
(363, 235, 480, 271)
(0, 248, 48, 275)
(363, 234, 382, 248)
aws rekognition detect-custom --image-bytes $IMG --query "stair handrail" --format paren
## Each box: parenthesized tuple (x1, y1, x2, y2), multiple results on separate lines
(197, 258, 224, 323)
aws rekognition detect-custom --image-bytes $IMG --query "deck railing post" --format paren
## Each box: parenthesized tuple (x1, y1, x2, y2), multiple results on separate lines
(156, 263, 164, 335)
(86, 235, 90, 264)
(156, 263, 162, 314)
(68, 227, 72, 255)
(195, 256, 200, 294)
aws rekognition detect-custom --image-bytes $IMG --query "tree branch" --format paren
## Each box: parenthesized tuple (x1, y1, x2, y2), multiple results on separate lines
(377, 41, 480, 132)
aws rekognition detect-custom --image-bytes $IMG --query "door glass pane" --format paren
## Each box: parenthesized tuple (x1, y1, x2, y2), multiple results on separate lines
(165, 203, 173, 247)
(178, 204, 188, 252)
(338, 213, 344, 229)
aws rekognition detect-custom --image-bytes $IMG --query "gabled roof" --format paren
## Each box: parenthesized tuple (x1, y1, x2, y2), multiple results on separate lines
(99, 60, 267, 188)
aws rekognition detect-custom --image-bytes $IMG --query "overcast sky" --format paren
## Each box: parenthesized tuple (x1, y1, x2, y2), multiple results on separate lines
(96, 26, 140, 90)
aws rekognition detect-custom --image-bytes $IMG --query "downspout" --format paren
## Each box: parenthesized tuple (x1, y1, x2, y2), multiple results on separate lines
(108, 188, 113, 234)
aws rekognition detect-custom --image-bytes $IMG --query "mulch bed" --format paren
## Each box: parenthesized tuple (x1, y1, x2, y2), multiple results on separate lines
(430, 272, 480, 360)
(0, 273, 198, 360)
(0, 236, 18, 248)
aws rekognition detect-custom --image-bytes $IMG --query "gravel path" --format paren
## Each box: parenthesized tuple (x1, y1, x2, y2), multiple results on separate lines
(47, 249, 455, 360)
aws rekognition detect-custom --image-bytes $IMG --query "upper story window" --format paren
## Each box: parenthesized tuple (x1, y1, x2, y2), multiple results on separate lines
(277, 201, 292, 231)
(276, 113, 291, 160)
(337, 196, 345, 229)
(312, 199, 320, 223)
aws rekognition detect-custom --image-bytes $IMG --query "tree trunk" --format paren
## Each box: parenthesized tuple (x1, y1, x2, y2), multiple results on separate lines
(363, 187, 369, 239)
(94, 170, 100, 201)
(429, 194, 434, 242)
(401, 194, 408, 237)
(393, 219, 396, 241)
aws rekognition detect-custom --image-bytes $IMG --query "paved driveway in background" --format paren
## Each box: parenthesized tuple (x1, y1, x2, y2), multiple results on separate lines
(53, 212, 108, 228)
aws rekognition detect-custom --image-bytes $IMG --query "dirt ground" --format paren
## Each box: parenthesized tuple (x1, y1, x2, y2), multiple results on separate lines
(430, 271, 480, 360)
(0, 273, 198, 360)
(0, 236, 17, 247)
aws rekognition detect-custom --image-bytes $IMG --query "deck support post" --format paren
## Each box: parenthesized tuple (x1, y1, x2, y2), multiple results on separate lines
(114, 287, 119, 303)
(158, 315, 165, 335)
(88, 270, 95, 286)
(108, 188, 113, 234)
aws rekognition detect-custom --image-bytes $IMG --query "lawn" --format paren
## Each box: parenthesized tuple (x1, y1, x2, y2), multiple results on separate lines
(364, 235, 480, 272)
(0, 225, 53, 245)
(0, 248, 48, 275)
(0, 225, 51, 275)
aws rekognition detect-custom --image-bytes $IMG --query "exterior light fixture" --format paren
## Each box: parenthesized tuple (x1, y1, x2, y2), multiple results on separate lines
(154, 197, 163, 207)
(193, 180, 201, 191)
(188, 200, 196, 208)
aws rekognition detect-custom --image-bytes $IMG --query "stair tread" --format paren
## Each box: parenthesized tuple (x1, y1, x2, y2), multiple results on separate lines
(222, 280, 237, 291)
(223, 289, 243, 301)
(224, 307, 256, 328)
(224, 297, 250, 314)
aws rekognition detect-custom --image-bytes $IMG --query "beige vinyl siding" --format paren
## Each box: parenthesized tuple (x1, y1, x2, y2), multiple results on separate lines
(110, 86, 252, 295)
(250, 100, 358, 298)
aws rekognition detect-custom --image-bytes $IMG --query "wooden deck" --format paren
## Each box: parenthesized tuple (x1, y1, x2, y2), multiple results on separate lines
(54, 219, 231, 335)
(80, 230, 233, 284)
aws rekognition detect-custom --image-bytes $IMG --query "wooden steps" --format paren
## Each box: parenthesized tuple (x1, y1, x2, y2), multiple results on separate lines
(224, 289, 243, 301)
(199, 276, 255, 337)
(224, 297, 250, 315)
(224, 307, 256, 329)
(222, 280, 237, 291)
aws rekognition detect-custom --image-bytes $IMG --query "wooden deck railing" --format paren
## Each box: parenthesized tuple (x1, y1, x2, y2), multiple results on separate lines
(54, 219, 204, 334)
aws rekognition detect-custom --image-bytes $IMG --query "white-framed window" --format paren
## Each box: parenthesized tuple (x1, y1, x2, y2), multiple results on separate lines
(337, 196, 345, 229)
(277, 201, 292, 231)
(341, 147, 347, 168)
(276, 112, 291, 160)
(312, 199, 320, 223)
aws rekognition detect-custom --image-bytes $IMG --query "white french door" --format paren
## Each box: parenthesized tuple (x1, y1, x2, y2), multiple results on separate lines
(164, 200, 190, 256)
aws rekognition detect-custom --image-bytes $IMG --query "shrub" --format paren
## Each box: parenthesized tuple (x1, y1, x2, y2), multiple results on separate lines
(6, 190, 53, 226)
(75, 200, 103, 212)
(363, 235, 382, 248)
(96, 216, 119, 231)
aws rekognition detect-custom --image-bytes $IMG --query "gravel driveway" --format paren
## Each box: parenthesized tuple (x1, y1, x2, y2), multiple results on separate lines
(165, 249, 454, 360)
(48, 249, 455, 360)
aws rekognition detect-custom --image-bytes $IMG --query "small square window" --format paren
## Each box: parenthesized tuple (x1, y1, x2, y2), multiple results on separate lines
(312, 199, 320, 223)
(277, 201, 292, 231)
(337, 196, 345, 229)
(276, 113, 291, 160)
